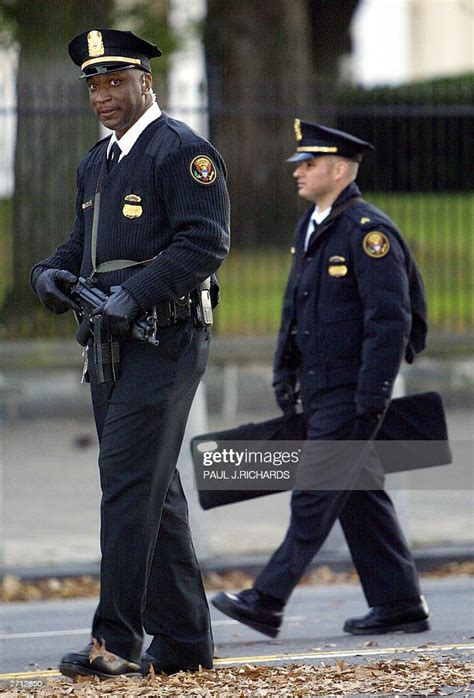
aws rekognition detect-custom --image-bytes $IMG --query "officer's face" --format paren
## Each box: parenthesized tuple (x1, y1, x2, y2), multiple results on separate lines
(87, 69, 153, 138)
(293, 157, 339, 204)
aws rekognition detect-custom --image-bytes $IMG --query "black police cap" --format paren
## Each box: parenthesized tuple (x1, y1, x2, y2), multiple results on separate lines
(288, 120, 374, 163)
(68, 29, 162, 79)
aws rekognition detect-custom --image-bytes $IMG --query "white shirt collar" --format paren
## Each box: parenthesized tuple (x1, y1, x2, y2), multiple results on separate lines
(107, 101, 162, 159)
(304, 205, 332, 250)
(311, 204, 332, 225)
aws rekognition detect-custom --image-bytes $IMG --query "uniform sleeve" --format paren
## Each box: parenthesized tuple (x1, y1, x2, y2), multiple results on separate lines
(273, 237, 300, 386)
(29, 167, 86, 287)
(121, 141, 230, 309)
(352, 225, 411, 413)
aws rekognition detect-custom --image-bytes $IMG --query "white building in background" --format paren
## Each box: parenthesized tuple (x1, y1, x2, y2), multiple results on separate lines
(352, 0, 474, 86)
(1, 0, 473, 196)
(0, 47, 18, 197)
(409, 0, 474, 80)
(167, 0, 208, 137)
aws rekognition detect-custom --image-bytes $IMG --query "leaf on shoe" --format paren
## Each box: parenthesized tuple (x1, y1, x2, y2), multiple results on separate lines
(88, 637, 121, 665)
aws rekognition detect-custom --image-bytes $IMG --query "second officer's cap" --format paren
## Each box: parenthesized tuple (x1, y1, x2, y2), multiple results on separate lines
(68, 28, 162, 79)
(288, 120, 374, 163)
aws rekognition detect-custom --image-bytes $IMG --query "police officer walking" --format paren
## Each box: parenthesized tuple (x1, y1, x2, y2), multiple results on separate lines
(212, 121, 429, 639)
(31, 29, 229, 678)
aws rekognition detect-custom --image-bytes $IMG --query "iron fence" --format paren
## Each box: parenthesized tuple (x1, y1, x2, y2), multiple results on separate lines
(0, 76, 472, 344)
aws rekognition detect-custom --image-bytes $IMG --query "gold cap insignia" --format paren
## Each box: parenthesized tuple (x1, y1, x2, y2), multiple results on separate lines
(294, 118, 303, 141)
(123, 195, 142, 219)
(190, 155, 217, 185)
(328, 265, 348, 277)
(87, 30, 105, 58)
(363, 231, 390, 258)
(329, 255, 346, 263)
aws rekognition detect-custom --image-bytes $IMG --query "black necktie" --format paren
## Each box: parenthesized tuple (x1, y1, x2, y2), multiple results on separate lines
(107, 142, 121, 173)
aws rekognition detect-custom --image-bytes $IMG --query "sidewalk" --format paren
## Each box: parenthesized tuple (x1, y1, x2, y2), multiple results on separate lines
(2, 376, 473, 577)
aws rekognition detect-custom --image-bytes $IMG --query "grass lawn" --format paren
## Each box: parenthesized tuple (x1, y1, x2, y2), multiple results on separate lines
(1, 193, 473, 338)
(216, 193, 474, 335)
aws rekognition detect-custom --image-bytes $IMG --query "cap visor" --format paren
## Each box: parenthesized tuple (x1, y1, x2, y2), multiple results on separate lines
(80, 63, 139, 79)
(287, 152, 320, 163)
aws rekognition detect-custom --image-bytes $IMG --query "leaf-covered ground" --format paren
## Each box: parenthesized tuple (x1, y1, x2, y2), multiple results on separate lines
(2, 563, 472, 695)
(1, 658, 472, 696)
(1, 562, 473, 603)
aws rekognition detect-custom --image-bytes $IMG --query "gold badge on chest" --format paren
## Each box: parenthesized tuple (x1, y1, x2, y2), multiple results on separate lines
(328, 265, 348, 277)
(328, 255, 348, 277)
(122, 194, 143, 219)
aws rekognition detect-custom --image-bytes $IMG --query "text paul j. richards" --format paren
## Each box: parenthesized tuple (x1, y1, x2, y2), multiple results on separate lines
(202, 469, 292, 480)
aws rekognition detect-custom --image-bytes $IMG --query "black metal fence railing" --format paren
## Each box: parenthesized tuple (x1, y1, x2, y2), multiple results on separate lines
(0, 77, 472, 346)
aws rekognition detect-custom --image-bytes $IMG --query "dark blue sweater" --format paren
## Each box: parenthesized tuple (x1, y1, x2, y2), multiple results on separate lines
(31, 113, 230, 311)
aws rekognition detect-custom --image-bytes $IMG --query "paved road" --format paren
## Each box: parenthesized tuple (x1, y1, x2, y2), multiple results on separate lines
(3, 408, 473, 570)
(1, 577, 473, 684)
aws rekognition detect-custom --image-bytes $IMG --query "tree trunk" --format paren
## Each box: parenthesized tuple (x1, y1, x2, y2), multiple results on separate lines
(204, 0, 314, 247)
(204, 0, 360, 247)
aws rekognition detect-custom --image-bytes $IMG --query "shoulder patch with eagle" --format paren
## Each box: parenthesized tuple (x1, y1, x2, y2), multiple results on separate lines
(362, 231, 390, 258)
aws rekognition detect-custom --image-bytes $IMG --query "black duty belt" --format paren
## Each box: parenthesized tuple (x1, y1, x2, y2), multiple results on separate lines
(153, 295, 192, 327)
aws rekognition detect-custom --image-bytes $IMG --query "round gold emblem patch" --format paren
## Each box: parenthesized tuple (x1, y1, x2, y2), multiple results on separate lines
(362, 231, 390, 258)
(190, 155, 217, 185)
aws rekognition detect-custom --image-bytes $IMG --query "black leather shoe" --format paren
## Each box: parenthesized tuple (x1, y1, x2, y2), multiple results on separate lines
(141, 649, 213, 677)
(343, 596, 430, 635)
(59, 642, 141, 680)
(211, 588, 284, 638)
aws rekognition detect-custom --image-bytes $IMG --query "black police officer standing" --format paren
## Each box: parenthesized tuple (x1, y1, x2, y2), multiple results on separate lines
(31, 29, 230, 679)
(212, 120, 430, 639)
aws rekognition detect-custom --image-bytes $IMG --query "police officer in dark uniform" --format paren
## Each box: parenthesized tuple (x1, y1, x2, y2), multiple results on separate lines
(30, 29, 230, 678)
(212, 121, 429, 639)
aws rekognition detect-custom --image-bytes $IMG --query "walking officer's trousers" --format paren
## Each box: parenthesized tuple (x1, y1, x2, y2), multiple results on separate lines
(254, 384, 421, 607)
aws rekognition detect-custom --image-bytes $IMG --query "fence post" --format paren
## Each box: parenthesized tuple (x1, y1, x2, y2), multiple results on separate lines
(178, 381, 211, 561)
(389, 372, 411, 541)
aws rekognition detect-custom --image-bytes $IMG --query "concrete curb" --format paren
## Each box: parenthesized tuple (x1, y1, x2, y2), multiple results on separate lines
(2, 544, 473, 582)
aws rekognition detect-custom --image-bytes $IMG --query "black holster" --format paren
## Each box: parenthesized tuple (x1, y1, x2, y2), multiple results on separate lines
(92, 316, 121, 384)
(76, 317, 92, 347)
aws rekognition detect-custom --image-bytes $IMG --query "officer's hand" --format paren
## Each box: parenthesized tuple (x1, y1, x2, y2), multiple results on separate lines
(100, 287, 140, 337)
(274, 380, 298, 412)
(34, 269, 79, 314)
(351, 406, 386, 441)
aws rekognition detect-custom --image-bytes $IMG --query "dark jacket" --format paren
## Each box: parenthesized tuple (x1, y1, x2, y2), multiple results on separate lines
(273, 182, 427, 413)
(31, 113, 230, 311)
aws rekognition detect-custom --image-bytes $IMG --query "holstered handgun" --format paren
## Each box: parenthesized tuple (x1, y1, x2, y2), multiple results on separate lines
(75, 317, 92, 347)
(92, 316, 121, 384)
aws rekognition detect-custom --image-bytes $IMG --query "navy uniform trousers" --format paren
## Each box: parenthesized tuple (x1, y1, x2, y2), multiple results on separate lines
(88, 320, 212, 664)
(254, 383, 421, 607)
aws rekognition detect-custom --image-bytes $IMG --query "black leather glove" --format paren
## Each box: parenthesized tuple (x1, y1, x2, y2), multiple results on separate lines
(100, 287, 140, 337)
(351, 406, 386, 441)
(34, 268, 79, 314)
(274, 380, 298, 412)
